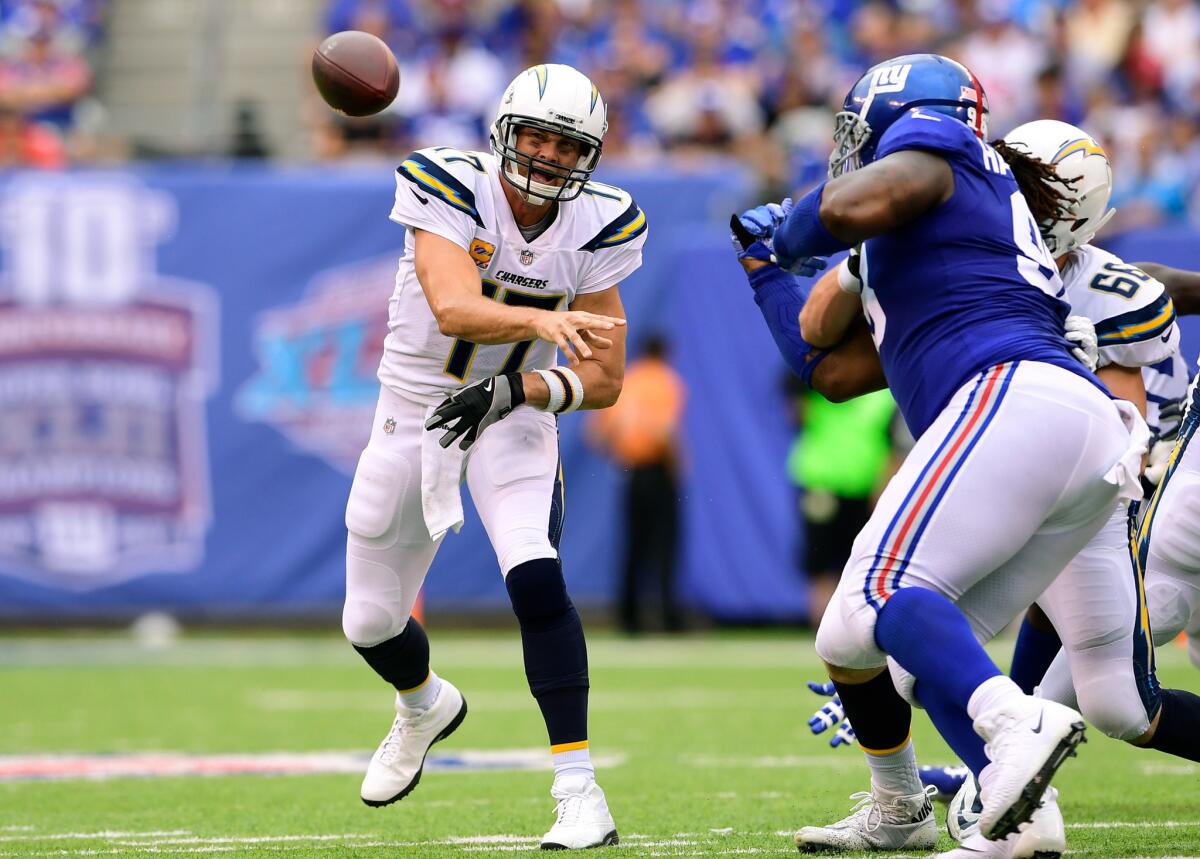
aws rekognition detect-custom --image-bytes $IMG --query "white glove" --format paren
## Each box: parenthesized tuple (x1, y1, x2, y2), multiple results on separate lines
(1145, 436, 1176, 486)
(1064, 315, 1099, 372)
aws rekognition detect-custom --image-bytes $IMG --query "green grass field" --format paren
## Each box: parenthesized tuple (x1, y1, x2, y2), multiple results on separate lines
(0, 630, 1197, 857)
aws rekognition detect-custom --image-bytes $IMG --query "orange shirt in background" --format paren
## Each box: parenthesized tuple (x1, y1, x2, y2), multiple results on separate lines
(589, 357, 685, 468)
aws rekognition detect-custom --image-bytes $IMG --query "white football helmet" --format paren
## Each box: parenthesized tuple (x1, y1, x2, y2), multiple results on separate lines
(490, 64, 607, 204)
(1003, 118, 1116, 257)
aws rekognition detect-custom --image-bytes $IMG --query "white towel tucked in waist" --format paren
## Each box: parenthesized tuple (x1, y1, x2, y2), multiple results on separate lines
(1104, 398, 1151, 501)
(420, 406, 467, 542)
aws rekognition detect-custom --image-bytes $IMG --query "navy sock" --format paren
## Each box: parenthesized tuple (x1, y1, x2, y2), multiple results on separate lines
(353, 618, 430, 693)
(1145, 688, 1200, 762)
(1010, 611, 1062, 695)
(506, 558, 589, 745)
(914, 679, 991, 775)
(875, 588, 1002, 709)
(832, 672, 911, 753)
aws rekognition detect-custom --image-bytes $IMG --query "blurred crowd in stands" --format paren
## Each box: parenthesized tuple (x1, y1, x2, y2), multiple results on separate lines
(3, 0, 1200, 227)
(316, 0, 1200, 230)
(0, 0, 105, 167)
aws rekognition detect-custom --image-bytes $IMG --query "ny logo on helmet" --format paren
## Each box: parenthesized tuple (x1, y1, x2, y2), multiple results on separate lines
(861, 63, 913, 116)
(870, 63, 912, 92)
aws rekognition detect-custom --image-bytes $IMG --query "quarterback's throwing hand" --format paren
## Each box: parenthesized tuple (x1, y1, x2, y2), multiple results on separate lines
(426, 373, 525, 451)
(534, 310, 624, 365)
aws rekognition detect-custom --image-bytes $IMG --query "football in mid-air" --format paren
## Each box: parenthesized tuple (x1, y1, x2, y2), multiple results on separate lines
(312, 30, 400, 117)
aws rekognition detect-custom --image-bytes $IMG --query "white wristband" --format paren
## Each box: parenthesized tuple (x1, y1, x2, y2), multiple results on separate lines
(837, 258, 863, 294)
(535, 367, 584, 414)
(534, 368, 566, 413)
(554, 367, 584, 413)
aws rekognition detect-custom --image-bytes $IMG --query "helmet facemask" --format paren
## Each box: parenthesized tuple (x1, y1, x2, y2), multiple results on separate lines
(1049, 183, 1116, 256)
(491, 115, 602, 204)
(829, 111, 872, 178)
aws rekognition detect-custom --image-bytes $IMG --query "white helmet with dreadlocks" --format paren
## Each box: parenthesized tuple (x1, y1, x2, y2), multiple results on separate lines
(1003, 119, 1116, 256)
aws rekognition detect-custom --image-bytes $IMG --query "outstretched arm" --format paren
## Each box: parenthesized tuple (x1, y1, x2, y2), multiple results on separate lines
(1135, 262, 1200, 316)
(415, 229, 623, 363)
(520, 286, 627, 411)
(773, 150, 954, 270)
(741, 257, 885, 402)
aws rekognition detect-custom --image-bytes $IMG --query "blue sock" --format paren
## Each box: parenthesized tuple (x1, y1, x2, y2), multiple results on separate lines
(914, 679, 991, 775)
(1009, 614, 1062, 695)
(875, 588, 1001, 709)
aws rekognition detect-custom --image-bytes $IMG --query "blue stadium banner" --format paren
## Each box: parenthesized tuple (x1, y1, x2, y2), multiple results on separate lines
(0, 166, 1193, 623)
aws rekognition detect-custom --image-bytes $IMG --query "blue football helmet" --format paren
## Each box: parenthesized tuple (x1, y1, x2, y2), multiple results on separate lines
(829, 54, 989, 178)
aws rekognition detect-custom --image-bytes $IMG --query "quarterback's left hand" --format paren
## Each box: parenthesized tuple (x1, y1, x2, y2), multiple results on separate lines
(1064, 315, 1099, 372)
(426, 373, 526, 451)
(806, 680, 857, 748)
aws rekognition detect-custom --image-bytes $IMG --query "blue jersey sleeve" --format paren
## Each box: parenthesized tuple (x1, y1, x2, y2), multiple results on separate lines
(875, 109, 980, 163)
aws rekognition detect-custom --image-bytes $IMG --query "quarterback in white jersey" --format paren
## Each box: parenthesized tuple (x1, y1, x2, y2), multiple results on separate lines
(381, 147, 645, 405)
(342, 63, 646, 850)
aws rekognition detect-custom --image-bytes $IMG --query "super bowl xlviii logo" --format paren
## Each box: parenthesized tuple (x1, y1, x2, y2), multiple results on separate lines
(0, 175, 218, 589)
(236, 256, 391, 473)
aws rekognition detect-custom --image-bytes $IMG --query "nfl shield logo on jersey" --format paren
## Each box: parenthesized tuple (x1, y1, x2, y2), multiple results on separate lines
(520, 248, 536, 266)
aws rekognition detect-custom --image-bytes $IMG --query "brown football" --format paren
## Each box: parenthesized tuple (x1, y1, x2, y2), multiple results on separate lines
(312, 30, 400, 117)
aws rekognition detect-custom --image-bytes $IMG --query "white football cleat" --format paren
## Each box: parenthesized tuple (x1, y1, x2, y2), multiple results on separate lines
(540, 774, 619, 850)
(949, 777, 1065, 859)
(794, 787, 938, 852)
(938, 792, 1064, 859)
(974, 697, 1084, 840)
(359, 679, 468, 806)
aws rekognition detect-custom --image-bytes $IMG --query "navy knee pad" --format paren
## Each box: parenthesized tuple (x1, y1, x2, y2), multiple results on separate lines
(353, 617, 430, 693)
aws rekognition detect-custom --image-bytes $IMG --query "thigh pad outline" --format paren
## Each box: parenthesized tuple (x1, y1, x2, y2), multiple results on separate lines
(346, 445, 411, 540)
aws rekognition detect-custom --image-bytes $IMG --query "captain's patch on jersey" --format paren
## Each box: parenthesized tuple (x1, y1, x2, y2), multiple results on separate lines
(469, 238, 496, 269)
(0, 749, 627, 782)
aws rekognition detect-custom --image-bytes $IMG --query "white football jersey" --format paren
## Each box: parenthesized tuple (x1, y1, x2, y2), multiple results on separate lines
(1060, 244, 1183, 434)
(1143, 351, 1191, 438)
(379, 146, 647, 404)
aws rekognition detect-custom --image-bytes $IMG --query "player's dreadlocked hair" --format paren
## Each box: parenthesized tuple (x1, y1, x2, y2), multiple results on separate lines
(991, 139, 1078, 232)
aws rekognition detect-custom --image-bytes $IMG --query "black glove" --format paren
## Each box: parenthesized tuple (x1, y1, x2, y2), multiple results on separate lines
(425, 373, 526, 451)
(1158, 396, 1186, 439)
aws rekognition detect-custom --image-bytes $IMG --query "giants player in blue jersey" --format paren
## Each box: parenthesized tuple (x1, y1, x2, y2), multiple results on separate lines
(741, 54, 1156, 856)
(768, 117, 1200, 858)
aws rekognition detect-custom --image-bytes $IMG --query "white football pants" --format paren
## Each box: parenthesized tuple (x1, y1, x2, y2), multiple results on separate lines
(817, 361, 1145, 679)
(342, 385, 562, 647)
(1033, 502, 1158, 740)
(1140, 384, 1200, 666)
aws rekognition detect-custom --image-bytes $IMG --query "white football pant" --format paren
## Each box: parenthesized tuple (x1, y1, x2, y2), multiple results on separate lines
(342, 385, 562, 647)
(818, 361, 1145, 682)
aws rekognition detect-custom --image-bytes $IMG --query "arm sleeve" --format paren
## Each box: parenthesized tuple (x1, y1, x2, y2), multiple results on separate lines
(389, 151, 482, 251)
(748, 265, 827, 385)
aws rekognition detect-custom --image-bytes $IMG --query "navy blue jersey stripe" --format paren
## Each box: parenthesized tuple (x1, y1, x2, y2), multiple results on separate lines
(397, 152, 484, 228)
(579, 197, 646, 251)
(1095, 293, 1175, 344)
